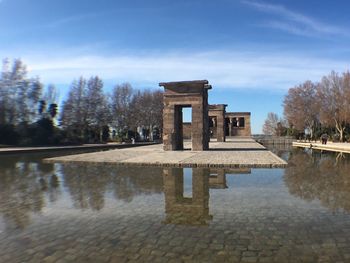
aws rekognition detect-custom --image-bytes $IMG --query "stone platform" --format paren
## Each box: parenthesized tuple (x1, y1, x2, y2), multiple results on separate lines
(44, 138, 287, 168)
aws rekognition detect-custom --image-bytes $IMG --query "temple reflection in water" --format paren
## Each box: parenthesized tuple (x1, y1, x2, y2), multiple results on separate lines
(163, 168, 212, 225)
(2, 150, 350, 262)
(1, 150, 350, 231)
(162, 167, 251, 225)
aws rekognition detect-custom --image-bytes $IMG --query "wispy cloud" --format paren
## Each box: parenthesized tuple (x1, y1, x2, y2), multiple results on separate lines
(44, 13, 101, 28)
(242, 0, 349, 37)
(43, 6, 166, 29)
(9, 48, 348, 91)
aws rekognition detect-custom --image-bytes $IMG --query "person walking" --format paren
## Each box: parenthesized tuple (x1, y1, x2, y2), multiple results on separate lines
(321, 133, 328, 145)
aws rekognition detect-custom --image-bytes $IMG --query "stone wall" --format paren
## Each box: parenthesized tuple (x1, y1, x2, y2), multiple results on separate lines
(225, 112, 251, 137)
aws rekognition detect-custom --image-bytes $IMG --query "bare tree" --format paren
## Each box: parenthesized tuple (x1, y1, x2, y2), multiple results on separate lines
(111, 83, 134, 133)
(317, 71, 350, 141)
(60, 77, 87, 134)
(283, 81, 319, 139)
(43, 84, 59, 106)
(85, 76, 110, 141)
(262, 112, 279, 135)
(0, 58, 42, 125)
(130, 89, 163, 139)
(151, 89, 163, 133)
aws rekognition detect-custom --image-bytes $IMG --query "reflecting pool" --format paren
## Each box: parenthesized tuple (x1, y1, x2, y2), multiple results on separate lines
(1, 149, 350, 262)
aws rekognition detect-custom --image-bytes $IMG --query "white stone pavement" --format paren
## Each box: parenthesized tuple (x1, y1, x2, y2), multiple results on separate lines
(45, 138, 287, 168)
(293, 141, 350, 153)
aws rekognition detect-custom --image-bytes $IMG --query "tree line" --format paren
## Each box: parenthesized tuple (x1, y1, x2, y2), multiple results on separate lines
(0, 59, 163, 146)
(263, 70, 350, 142)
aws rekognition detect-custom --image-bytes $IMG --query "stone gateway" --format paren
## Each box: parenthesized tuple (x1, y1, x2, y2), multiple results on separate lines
(160, 80, 251, 151)
(160, 80, 212, 151)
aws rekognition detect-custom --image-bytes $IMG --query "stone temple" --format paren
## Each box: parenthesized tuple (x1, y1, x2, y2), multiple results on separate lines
(225, 112, 251, 137)
(160, 80, 251, 151)
(160, 80, 211, 151)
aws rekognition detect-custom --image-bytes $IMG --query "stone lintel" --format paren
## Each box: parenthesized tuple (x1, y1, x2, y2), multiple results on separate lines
(209, 104, 227, 112)
(163, 93, 204, 98)
(159, 80, 211, 95)
(226, 112, 251, 116)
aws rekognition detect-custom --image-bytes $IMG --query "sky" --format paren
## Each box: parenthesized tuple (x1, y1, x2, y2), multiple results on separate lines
(1, 0, 350, 133)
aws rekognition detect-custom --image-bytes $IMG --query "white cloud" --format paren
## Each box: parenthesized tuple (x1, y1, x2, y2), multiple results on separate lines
(44, 15, 93, 28)
(11, 49, 349, 91)
(242, 0, 349, 37)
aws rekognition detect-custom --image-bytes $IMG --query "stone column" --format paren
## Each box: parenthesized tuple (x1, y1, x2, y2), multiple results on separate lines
(229, 118, 232, 136)
(163, 104, 176, 151)
(216, 113, 225, 142)
(245, 115, 251, 136)
(203, 89, 210, 149)
(192, 103, 206, 151)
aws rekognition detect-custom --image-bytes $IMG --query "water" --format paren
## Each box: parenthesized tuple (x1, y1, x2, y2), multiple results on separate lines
(1, 149, 350, 262)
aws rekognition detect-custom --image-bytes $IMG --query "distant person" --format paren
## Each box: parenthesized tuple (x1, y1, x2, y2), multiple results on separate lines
(321, 133, 328, 145)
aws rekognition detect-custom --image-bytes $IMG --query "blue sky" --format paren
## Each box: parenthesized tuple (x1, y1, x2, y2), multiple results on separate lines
(1, 0, 350, 133)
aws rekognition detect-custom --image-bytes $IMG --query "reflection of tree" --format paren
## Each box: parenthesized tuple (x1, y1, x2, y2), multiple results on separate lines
(284, 150, 350, 212)
(47, 174, 61, 203)
(111, 167, 163, 202)
(61, 165, 163, 209)
(62, 164, 109, 210)
(264, 144, 292, 160)
(0, 155, 59, 229)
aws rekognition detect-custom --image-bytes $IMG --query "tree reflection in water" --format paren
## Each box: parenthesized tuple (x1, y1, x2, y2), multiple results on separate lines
(0, 155, 59, 229)
(61, 165, 164, 210)
(284, 149, 350, 212)
(0, 152, 253, 229)
(0, 154, 167, 229)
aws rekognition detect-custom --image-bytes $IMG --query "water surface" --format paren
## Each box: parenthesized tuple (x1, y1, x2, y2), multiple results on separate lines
(1, 149, 350, 262)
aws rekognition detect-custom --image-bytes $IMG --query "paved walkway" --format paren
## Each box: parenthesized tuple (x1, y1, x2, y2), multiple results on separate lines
(293, 141, 350, 153)
(44, 138, 287, 168)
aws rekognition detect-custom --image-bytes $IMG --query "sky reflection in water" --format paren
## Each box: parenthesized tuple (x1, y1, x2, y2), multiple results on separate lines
(0, 149, 350, 262)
